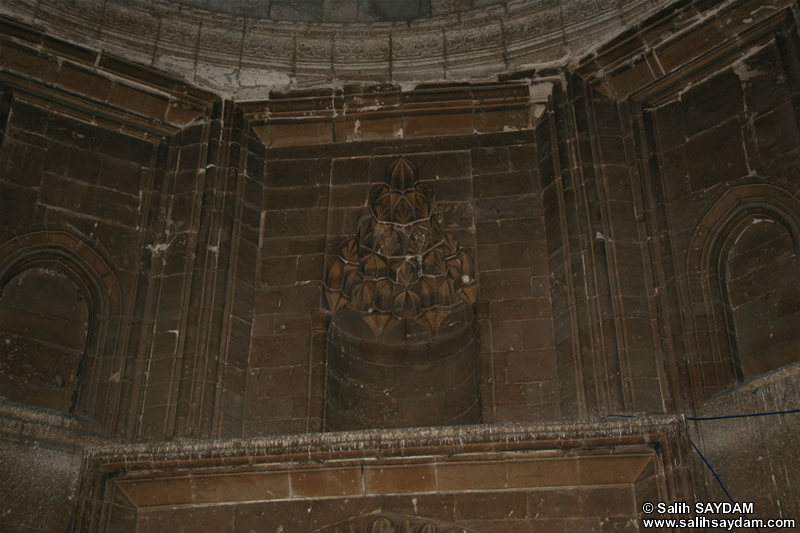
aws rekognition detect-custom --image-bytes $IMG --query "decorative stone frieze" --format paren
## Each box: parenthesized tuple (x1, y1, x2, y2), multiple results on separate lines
(1, 0, 677, 95)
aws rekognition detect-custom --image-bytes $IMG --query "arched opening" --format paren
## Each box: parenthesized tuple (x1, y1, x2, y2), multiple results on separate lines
(0, 264, 89, 412)
(686, 184, 800, 402)
(0, 231, 123, 432)
(723, 215, 800, 380)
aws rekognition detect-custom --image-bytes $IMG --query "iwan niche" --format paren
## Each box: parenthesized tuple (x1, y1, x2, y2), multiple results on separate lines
(323, 158, 480, 430)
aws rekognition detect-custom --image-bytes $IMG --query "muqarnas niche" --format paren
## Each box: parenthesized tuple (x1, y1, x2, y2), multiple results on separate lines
(323, 158, 481, 431)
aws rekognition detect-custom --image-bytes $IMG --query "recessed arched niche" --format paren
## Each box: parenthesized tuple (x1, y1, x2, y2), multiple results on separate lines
(723, 214, 800, 381)
(687, 185, 800, 398)
(0, 231, 123, 431)
(0, 265, 89, 412)
(322, 158, 481, 431)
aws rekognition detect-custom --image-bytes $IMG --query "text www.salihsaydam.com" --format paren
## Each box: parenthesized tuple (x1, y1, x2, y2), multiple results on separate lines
(642, 517, 796, 529)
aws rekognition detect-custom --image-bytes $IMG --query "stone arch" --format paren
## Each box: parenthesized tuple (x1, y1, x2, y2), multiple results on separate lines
(685, 184, 800, 401)
(720, 213, 800, 380)
(0, 230, 123, 432)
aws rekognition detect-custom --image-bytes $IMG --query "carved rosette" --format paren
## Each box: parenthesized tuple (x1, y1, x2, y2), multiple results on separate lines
(323, 157, 477, 339)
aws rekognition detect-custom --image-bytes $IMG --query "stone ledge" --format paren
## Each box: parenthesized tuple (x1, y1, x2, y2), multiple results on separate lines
(241, 82, 547, 147)
(76, 417, 693, 531)
(84, 415, 688, 468)
(0, 16, 219, 137)
(0, 398, 115, 447)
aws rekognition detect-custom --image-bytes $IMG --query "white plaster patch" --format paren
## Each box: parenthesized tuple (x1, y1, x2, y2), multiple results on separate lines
(153, 55, 196, 81)
(239, 68, 292, 88)
(193, 63, 238, 94)
(529, 81, 555, 102)
(146, 243, 170, 255)
(733, 61, 763, 82)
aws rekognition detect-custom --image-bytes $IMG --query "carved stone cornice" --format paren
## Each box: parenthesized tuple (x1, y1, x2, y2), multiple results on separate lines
(238, 81, 544, 147)
(74, 418, 694, 532)
(0, 0, 677, 95)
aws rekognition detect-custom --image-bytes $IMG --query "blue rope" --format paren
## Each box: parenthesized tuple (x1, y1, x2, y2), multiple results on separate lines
(687, 408, 800, 421)
(607, 409, 800, 421)
(607, 411, 800, 532)
(691, 440, 762, 532)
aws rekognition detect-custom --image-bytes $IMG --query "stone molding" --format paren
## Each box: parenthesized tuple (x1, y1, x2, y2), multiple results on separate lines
(74, 417, 693, 532)
(0, 0, 675, 95)
(0, 398, 114, 447)
(0, 231, 125, 434)
(81, 415, 690, 466)
(575, 0, 796, 103)
(240, 81, 542, 147)
(0, 17, 220, 138)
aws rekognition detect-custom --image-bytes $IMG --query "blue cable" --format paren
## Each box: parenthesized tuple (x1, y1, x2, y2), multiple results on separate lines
(691, 440, 762, 532)
(607, 410, 800, 532)
(687, 408, 800, 421)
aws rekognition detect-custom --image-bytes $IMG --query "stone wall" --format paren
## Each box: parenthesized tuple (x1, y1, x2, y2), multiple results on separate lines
(1, 0, 800, 530)
(694, 364, 800, 524)
(241, 85, 561, 435)
(574, 0, 800, 525)
(649, 36, 800, 403)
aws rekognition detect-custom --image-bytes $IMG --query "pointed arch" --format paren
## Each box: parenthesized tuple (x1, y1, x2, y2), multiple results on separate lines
(0, 230, 124, 433)
(685, 184, 800, 402)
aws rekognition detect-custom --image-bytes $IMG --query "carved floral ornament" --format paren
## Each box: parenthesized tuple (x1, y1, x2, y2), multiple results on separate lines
(318, 515, 472, 533)
(323, 158, 477, 335)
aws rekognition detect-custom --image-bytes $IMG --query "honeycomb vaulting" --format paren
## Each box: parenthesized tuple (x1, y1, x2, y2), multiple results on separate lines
(323, 157, 477, 342)
(323, 158, 481, 430)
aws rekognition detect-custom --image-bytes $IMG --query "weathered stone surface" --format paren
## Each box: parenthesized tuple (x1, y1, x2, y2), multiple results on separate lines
(322, 157, 481, 430)
(74, 418, 691, 532)
(1, 0, 677, 95)
(1, 0, 800, 531)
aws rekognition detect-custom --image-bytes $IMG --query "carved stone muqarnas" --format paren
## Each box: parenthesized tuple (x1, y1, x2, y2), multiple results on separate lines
(322, 157, 481, 431)
(323, 157, 477, 342)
